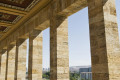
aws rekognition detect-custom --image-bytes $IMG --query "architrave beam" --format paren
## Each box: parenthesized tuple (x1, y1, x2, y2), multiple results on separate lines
(0, 6, 27, 16)
(0, 22, 12, 27)
(0, 32, 5, 35)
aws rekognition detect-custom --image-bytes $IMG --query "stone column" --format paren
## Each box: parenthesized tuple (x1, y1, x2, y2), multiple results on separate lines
(50, 16, 69, 80)
(7, 46, 16, 80)
(14, 39, 27, 80)
(0, 51, 1, 74)
(5, 48, 9, 80)
(88, 0, 120, 79)
(28, 30, 42, 80)
(0, 50, 7, 80)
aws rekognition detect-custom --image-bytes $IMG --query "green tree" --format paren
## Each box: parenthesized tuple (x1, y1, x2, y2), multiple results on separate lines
(43, 72, 80, 80)
(70, 73, 80, 80)
(43, 72, 50, 79)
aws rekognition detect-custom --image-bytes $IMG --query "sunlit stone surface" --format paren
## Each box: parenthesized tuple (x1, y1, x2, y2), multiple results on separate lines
(0, 0, 120, 80)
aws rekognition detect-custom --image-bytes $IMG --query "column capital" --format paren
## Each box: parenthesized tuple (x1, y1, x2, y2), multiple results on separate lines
(29, 29, 42, 39)
(16, 38, 26, 47)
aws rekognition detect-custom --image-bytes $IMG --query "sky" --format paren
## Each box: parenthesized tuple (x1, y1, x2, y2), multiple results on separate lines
(40, 0, 120, 68)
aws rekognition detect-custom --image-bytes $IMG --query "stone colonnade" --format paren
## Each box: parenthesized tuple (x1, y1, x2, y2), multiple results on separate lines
(0, 19, 69, 80)
(0, 0, 120, 80)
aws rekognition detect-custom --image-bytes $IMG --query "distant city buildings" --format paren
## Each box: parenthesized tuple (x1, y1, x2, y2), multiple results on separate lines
(79, 67, 92, 80)
(69, 66, 92, 80)
(26, 66, 92, 80)
(79, 67, 91, 73)
(43, 68, 50, 74)
(70, 66, 91, 73)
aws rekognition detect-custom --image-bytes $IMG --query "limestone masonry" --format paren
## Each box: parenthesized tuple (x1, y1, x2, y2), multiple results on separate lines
(0, 0, 120, 80)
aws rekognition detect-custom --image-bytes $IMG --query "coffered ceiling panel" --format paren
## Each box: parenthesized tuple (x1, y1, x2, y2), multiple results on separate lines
(0, 0, 40, 11)
(0, 0, 33, 8)
(0, 26, 9, 36)
(0, 0, 44, 37)
(0, 0, 50, 39)
(0, 26, 8, 32)
(0, 12, 21, 24)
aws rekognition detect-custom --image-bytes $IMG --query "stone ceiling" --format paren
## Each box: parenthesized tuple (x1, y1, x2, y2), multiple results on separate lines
(0, 0, 42, 37)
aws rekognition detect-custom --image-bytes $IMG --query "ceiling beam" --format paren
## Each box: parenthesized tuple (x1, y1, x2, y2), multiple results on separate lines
(0, 6, 27, 16)
(0, 32, 5, 35)
(0, 22, 12, 27)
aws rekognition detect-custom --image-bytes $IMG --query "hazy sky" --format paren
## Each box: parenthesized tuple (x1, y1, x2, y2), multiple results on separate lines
(40, 0, 120, 68)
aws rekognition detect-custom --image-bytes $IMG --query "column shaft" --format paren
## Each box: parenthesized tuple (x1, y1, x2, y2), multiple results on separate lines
(0, 52, 1, 74)
(16, 40, 27, 80)
(14, 41, 18, 80)
(88, 0, 120, 79)
(50, 17, 69, 80)
(5, 49, 9, 80)
(7, 46, 16, 80)
(28, 30, 42, 80)
(0, 51, 7, 80)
